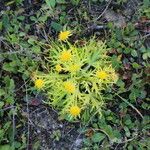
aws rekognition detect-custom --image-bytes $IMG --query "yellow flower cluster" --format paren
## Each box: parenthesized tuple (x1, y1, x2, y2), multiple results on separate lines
(58, 31, 72, 41)
(69, 106, 81, 117)
(34, 79, 44, 89)
(96, 70, 108, 80)
(60, 51, 72, 62)
(55, 64, 62, 72)
(33, 31, 119, 119)
(64, 81, 76, 93)
(69, 64, 80, 72)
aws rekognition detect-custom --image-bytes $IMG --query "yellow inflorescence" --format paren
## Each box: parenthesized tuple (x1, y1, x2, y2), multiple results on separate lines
(55, 64, 62, 72)
(96, 70, 108, 80)
(60, 51, 72, 62)
(69, 64, 80, 72)
(64, 81, 75, 93)
(69, 106, 81, 116)
(58, 31, 72, 41)
(35, 79, 44, 89)
(33, 35, 119, 119)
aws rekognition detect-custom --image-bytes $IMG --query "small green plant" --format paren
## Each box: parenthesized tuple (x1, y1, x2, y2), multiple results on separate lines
(139, 0, 150, 18)
(33, 31, 118, 120)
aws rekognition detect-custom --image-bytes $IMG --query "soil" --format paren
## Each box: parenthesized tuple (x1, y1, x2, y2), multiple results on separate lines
(22, 105, 83, 150)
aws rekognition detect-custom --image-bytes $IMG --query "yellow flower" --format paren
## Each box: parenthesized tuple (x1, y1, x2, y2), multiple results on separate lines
(96, 70, 108, 80)
(69, 106, 81, 117)
(64, 81, 75, 93)
(55, 64, 62, 72)
(35, 79, 44, 89)
(60, 51, 72, 62)
(69, 64, 80, 72)
(58, 31, 72, 41)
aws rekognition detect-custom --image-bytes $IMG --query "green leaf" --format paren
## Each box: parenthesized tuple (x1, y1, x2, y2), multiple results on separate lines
(90, 51, 100, 64)
(0, 89, 5, 97)
(14, 141, 21, 148)
(71, 0, 80, 5)
(5, 1, 15, 6)
(143, 52, 150, 60)
(3, 122, 11, 130)
(33, 140, 40, 150)
(2, 14, 10, 30)
(132, 62, 140, 69)
(4, 77, 15, 91)
(124, 48, 131, 54)
(143, 0, 150, 6)
(103, 125, 114, 139)
(17, 15, 25, 21)
(3, 63, 16, 73)
(129, 88, 140, 102)
(113, 130, 121, 139)
(127, 144, 134, 150)
(51, 21, 62, 31)
(142, 102, 150, 109)
(19, 32, 26, 37)
(38, 16, 48, 22)
(124, 126, 130, 137)
(0, 129, 5, 142)
(92, 132, 105, 143)
(30, 16, 37, 21)
(8, 34, 19, 43)
(31, 46, 41, 54)
(56, 0, 66, 4)
(0, 145, 12, 150)
(0, 22, 2, 30)
(45, 0, 56, 7)
(131, 50, 138, 57)
(28, 37, 36, 45)
(0, 102, 4, 108)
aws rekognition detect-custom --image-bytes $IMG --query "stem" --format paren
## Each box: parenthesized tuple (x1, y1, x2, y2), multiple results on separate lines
(115, 93, 143, 119)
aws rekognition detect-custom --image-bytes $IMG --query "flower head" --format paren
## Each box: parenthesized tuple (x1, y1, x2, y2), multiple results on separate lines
(69, 64, 80, 72)
(64, 81, 75, 93)
(35, 79, 44, 89)
(60, 51, 72, 62)
(58, 31, 72, 41)
(69, 106, 81, 117)
(55, 64, 62, 72)
(96, 70, 108, 80)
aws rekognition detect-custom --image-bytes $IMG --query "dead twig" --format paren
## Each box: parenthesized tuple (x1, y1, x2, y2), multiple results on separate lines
(114, 93, 144, 119)
(141, 33, 150, 39)
(0, 106, 16, 111)
(24, 80, 30, 150)
(95, 0, 112, 21)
